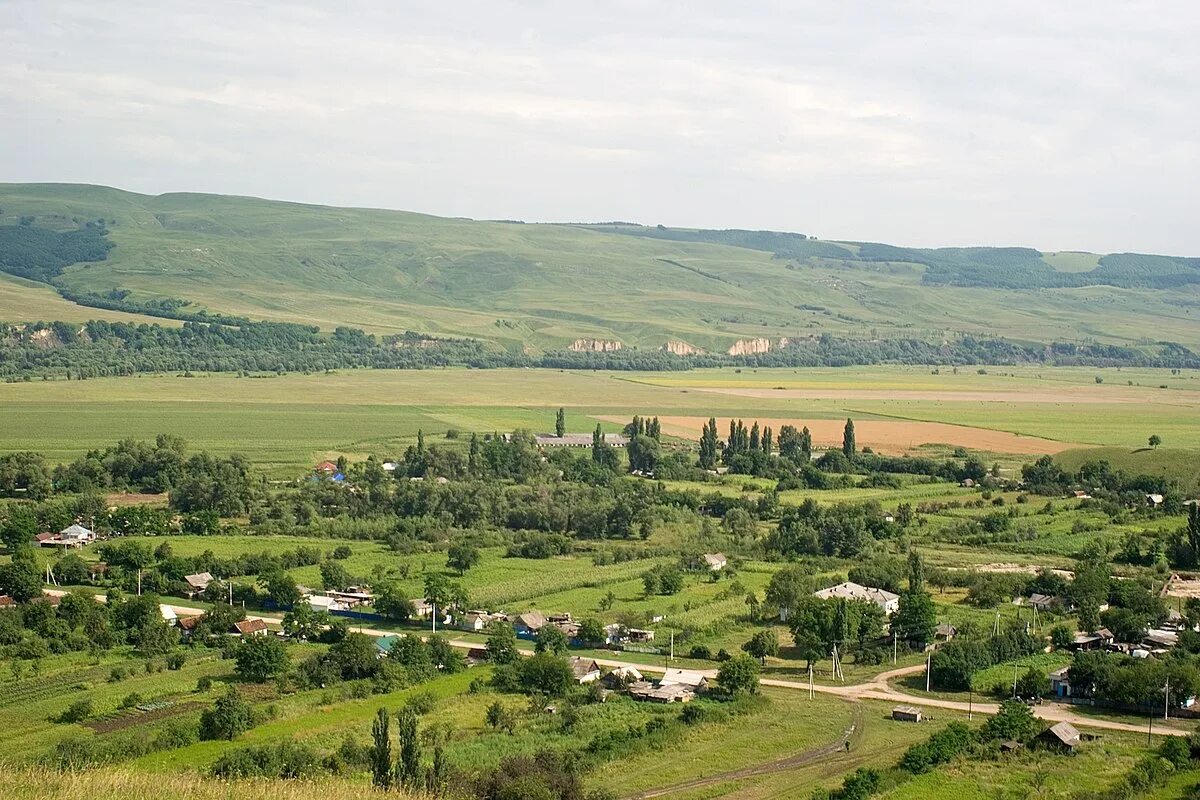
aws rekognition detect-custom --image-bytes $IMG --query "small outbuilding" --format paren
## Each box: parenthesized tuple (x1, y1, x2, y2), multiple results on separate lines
(1038, 722, 1081, 752)
(892, 706, 923, 722)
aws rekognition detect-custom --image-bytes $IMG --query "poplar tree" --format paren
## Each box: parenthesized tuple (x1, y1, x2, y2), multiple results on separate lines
(842, 418, 856, 459)
(370, 707, 392, 789)
(555, 407, 566, 437)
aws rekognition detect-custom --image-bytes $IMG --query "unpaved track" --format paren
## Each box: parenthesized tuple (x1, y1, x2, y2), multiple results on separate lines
(625, 704, 864, 799)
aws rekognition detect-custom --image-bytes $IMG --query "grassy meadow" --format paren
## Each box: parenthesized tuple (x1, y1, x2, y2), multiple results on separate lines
(4, 183, 1200, 353)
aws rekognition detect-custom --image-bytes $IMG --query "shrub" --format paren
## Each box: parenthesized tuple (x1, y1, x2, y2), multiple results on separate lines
(165, 651, 186, 671)
(211, 740, 323, 779)
(55, 698, 93, 724)
(119, 692, 143, 709)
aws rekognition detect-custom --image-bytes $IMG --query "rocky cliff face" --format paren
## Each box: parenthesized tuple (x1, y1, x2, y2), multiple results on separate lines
(663, 340, 704, 356)
(569, 338, 623, 352)
(726, 337, 772, 356)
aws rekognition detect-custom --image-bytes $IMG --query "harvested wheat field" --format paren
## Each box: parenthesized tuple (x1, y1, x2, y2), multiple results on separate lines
(597, 415, 1078, 455)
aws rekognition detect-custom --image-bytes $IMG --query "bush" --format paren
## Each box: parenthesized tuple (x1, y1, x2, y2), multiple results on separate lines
(55, 698, 93, 724)
(165, 651, 186, 671)
(211, 740, 323, 779)
(1159, 735, 1191, 769)
(119, 692, 143, 709)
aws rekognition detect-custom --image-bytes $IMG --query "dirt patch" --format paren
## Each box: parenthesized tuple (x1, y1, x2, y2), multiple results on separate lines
(1165, 575, 1200, 600)
(691, 386, 1197, 404)
(596, 415, 1077, 456)
(85, 700, 204, 734)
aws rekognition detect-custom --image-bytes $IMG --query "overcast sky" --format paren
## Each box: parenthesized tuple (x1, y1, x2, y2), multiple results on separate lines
(2, 2, 1198, 253)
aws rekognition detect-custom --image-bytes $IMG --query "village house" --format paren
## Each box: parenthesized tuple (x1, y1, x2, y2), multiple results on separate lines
(159, 605, 178, 625)
(600, 666, 642, 690)
(1070, 628, 1114, 651)
(568, 657, 602, 684)
(702, 553, 728, 572)
(459, 611, 507, 632)
(233, 619, 270, 636)
(1049, 666, 1072, 698)
(184, 572, 214, 596)
(1146, 493, 1165, 507)
(892, 706, 923, 722)
(514, 611, 549, 638)
(36, 524, 96, 549)
(813, 582, 900, 615)
(306, 594, 348, 612)
(935, 623, 958, 642)
(0, 596, 16, 610)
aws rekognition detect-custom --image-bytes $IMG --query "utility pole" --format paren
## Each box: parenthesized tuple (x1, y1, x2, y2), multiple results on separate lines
(1165, 677, 1171, 721)
(893, 630, 898, 665)
(968, 686, 973, 721)
(137, 568, 142, 596)
(669, 631, 675, 662)
(926, 650, 932, 692)
(809, 663, 814, 700)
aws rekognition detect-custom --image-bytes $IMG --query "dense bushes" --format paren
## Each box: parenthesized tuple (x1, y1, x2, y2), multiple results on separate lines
(929, 628, 1042, 691)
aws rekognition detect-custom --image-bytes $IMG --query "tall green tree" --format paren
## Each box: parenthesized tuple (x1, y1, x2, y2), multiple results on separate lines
(699, 417, 720, 470)
(894, 590, 937, 647)
(907, 550, 925, 593)
(842, 418, 856, 459)
(555, 408, 566, 438)
(446, 542, 480, 576)
(395, 707, 422, 789)
(1149, 434, 1162, 449)
(370, 707, 392, 789)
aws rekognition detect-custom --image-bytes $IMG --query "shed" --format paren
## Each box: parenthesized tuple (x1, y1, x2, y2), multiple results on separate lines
(892, 706, 923, 722)
(1038, 722, 1081, 752)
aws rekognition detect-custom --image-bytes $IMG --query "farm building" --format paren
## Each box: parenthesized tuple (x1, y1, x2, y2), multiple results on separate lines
(702, 553, 728, 571)
(660, 669, 709, 691)
(628, 681, 695, 704)
(534, 433, 629, 448)
(892, 706, 923, 722)
(1038, 722, 1081, 752)
(935, 623, 958, 642)
(814, 582, 900, 614)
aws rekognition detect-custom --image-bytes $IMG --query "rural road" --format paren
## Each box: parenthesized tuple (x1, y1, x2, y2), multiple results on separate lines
(46, 591, 1189, 738)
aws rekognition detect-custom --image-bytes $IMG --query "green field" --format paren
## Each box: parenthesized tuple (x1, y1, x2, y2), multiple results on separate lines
(1, 365, 1198, 474)
(3, 184, 1200, 353)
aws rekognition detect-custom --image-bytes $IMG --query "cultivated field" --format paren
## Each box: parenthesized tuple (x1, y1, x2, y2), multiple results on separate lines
(1, 365, 1197, 472)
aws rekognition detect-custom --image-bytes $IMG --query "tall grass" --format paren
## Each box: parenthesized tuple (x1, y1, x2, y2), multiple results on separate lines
(0, 766, 435, 800)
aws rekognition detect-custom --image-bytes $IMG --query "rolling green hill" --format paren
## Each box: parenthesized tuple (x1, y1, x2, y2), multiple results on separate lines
(1054, 446, 1200, 495)
(1, 183, 1198, 353)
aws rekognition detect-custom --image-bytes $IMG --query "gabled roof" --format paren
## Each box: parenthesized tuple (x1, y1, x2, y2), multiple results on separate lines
(234, 619, 269, 635)
(813, 582, 900, 606)
(515, 611, 547, 630)
(569, 657, 600, 678)
(184, 572, 214, 589)
(60, 524, 93, 537)
(703, 552, 727, 566)
(1043, 722, 1080, 747)
(659, 668, 708, 688)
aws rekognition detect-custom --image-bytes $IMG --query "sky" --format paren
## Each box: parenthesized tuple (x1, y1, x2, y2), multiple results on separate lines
(2, 1, 1198, 254)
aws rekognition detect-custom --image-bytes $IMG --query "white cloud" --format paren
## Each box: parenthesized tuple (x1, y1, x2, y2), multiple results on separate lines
(1, 1, 1198, 252)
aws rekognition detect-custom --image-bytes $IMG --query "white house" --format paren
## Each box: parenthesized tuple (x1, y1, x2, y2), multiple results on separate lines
(813, 582, 900, 615)
(702, 553, 728, 571)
